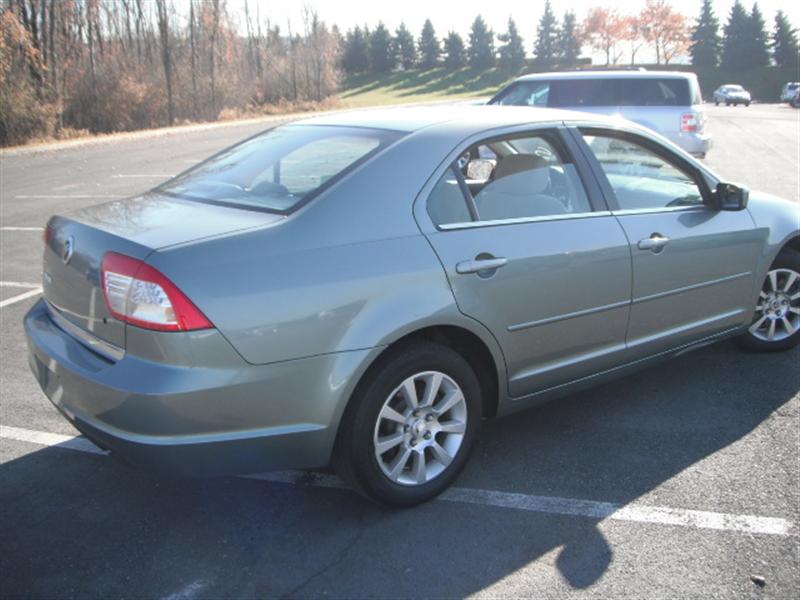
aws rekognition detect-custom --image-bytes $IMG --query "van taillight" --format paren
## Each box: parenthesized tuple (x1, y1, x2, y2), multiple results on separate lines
(681, 112, 699, 133)
(101, 252, 213, 332)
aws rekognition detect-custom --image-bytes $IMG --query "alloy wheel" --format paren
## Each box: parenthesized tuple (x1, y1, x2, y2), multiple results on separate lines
(749, 268, 800, 342)
(372, 371, 468, 486)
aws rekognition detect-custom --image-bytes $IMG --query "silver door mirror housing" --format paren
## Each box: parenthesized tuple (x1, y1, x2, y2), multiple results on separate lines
(715, 182, 749, 211)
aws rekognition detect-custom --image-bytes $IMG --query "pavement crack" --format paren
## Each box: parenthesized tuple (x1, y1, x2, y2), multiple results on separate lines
(278, 510, 371, 599)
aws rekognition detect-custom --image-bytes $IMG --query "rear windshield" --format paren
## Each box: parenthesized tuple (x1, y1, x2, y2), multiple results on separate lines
(159, 125, 402, 213)
(491, 77, 694, 108)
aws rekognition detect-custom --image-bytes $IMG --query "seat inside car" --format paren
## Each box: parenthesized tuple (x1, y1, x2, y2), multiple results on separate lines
(474, 154, 565, 221)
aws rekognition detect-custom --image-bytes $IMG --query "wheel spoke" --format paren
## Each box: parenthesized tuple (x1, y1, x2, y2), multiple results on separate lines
(767, 319, 777, 340)
(411, 451, 426, 484)
(375, 432, 404, 455)
(791, 293, 800, 301)
(430, 442, 452, 467)
(790, 307, 800, 314)
(759, 290, 768, 300)
(435, 388, 464, 416)
(782, 316, 797, 335)
(388, 447, 412, 480)
(768, 270, 778, 292)
(400, 379, 418, 410)
(749, 314, 768, 333)
(420, 372, 443, 407)
(380, 405, 406, 424)
(783, 271, 798, 292)
(439, 420, 466, 434)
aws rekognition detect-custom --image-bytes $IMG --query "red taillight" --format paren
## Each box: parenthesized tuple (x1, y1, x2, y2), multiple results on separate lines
(101, 252, 213, 332)
(681, 112, 698, 133)
(44, 224, 53, 246)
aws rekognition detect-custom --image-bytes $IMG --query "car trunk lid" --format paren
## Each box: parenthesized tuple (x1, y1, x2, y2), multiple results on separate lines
(43, 194, 283, 350)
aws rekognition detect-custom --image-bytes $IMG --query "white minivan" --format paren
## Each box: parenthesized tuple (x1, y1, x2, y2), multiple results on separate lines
(489, 70, 711, 158)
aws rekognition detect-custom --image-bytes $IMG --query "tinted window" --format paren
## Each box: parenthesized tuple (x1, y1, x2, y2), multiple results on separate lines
(427, 168, 472, 226)
(582, 132, 703, 211)
(548, 79, 617, 107)
(491, 81, 551, 107)
(160, 125, 401, 212)
(618, 78, 691, 106)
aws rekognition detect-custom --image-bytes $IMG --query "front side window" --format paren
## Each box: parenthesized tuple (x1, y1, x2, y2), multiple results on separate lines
(582, 132, 704, 211)
(491, 81, 551, 107)
(427, 133, 592, 226)
(160, 125, 402, 212)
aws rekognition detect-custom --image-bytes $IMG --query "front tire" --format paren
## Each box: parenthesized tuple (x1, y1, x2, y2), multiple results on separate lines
(738, 249, 800, 352)
(334, 342, 482, 507)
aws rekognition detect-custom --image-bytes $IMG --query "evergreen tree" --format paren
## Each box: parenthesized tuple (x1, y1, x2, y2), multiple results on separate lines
(342, 26, 370, 74)
(468, 15, 496, 68)
(745, 3, 770, 68)
(721, 0, 750, 70)
(558, 11, 582, 66)
(443, 31, 467, 68)
(393, 22, 417, 69)
(497, 17, 526, 71)
(533, 0, 560, 67)
(690, 0, 721, 68)
(418, 19, 441, 69)
(772, 10, 799, 68)
(369, 22, 394, 73)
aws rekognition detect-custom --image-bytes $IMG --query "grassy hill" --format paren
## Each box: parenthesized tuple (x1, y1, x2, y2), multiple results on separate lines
(340, 67, 520, 107)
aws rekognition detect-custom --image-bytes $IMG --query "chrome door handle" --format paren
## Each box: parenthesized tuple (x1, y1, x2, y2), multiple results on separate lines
(637, 234, 670, 252)
(456, 257, 508, 274)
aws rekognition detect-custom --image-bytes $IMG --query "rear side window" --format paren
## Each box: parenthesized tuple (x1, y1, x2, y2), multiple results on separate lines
(618, 78, 691, 106)
(160, 125, 402, 213)
(548, 79, 617, 107)
(427, 133, 592, 226)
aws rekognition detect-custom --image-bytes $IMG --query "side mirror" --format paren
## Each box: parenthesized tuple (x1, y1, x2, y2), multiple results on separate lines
(714, 182, 749, 211)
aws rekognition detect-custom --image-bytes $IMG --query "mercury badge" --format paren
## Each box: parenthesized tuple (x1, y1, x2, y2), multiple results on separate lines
(62, 235, 75, 265)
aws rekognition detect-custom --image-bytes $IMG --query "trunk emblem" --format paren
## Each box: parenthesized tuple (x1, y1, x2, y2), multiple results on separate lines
(62, 236, 75, 264)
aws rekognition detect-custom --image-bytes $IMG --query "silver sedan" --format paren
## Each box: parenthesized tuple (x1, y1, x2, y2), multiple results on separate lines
(25, 106, 800, 506)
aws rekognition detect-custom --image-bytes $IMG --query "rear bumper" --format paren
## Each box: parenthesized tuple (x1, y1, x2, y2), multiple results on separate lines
(24, 299, 377, 476)
(668, 132, 712, 157)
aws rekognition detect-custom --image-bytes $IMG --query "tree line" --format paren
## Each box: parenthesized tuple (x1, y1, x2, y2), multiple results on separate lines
(340, 0, 797, 74)
(1, 0, 798, 147)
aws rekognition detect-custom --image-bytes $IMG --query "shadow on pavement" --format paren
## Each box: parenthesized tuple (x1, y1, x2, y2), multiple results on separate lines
(1, 341, 797, 598)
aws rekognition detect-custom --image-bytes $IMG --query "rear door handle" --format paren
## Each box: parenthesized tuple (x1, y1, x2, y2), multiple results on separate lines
(637, 234, 670, 252)
(456, 257, 508, 275)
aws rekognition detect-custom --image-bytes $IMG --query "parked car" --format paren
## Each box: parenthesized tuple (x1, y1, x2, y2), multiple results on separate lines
(488, 70, 711, 158)
(791, 87, 800, 108)
(25, 106, 800, 507)
(780, 82, 800, 102)
(713, 84, 752, 106)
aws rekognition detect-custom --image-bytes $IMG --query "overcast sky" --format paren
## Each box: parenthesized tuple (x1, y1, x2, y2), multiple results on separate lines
(226, 0, 799, 43)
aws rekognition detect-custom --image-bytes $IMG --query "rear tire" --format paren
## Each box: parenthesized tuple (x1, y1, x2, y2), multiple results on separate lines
(334, 342, 482, 507)
(737, 249, 800, 352)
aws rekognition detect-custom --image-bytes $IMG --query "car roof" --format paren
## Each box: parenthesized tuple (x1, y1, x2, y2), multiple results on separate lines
(513, 70, 696, 82)
(295, 104, 609, 134)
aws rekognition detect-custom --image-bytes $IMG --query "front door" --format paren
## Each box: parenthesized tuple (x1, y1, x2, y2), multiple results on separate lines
(575, 128, 762, 359)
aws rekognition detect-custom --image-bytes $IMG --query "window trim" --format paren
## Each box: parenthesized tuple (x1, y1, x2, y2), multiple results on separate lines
(420, 125, 608, 231)
(569, 126, 715, 215)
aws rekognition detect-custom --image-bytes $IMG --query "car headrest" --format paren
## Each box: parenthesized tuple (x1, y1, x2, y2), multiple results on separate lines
(491, 154, 550, 194)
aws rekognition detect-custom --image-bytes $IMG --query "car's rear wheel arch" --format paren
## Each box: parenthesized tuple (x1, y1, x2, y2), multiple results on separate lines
(783, 235, 800, 255)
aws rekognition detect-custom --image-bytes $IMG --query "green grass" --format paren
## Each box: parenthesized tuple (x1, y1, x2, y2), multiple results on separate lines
(340, 67, 522, 107)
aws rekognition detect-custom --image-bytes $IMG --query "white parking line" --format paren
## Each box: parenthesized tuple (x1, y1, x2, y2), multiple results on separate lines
(1, 281, 41, 288)
(111, 174, 173, 179)
(1, 424, 795, 537)
(14, 195, 123, 199)
(0, 226, 44, 231)
(0, 287, 42, 308)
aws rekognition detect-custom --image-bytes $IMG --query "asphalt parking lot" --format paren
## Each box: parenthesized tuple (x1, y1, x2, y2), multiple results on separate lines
(1, 103, 798, 599)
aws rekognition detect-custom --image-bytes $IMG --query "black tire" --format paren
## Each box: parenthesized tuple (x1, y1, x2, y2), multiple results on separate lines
(715, 100, 720, 106)
(737, 248, 800, 352)
(745, 101, 751, 107)
(333, 342, 482, 507)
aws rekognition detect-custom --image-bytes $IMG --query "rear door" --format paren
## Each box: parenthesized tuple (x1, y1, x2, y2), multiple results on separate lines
(573, 127, 762, 359)
(417, 126, 632, 398)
